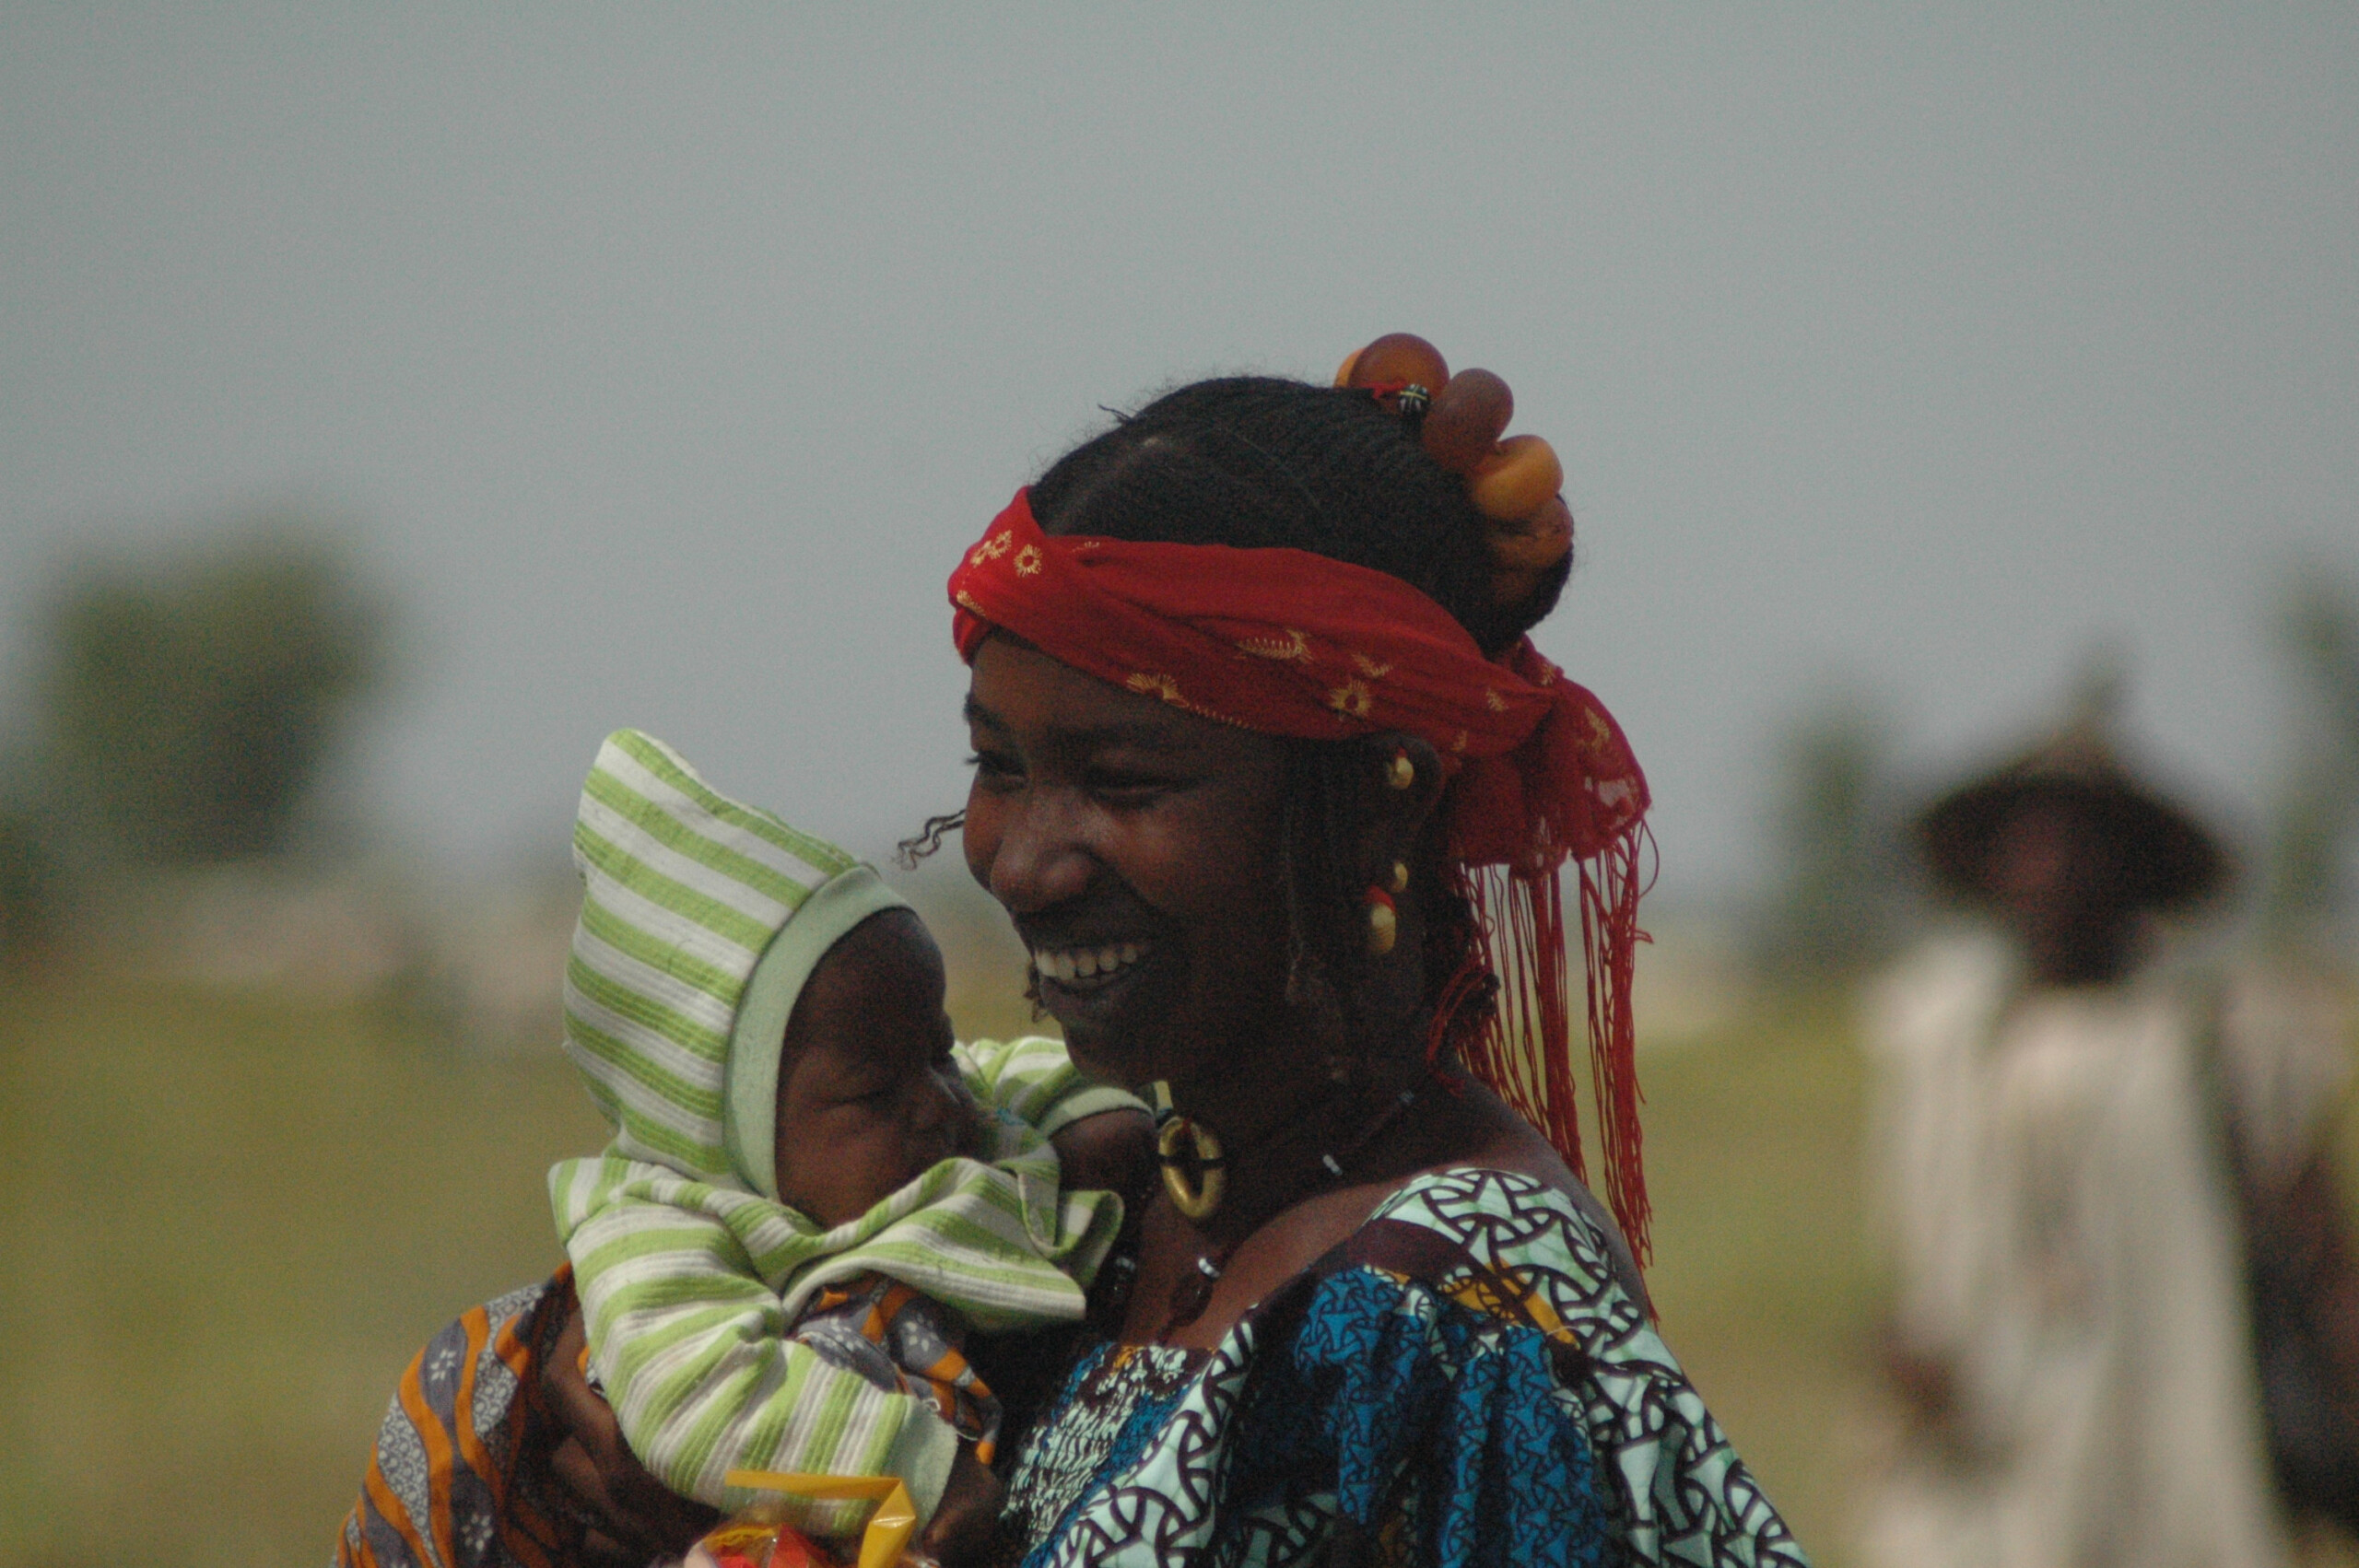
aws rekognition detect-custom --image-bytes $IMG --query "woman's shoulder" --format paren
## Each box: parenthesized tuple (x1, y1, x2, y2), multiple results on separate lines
(1368, 1164, 1600, 1246)
(1349, 1165, 1646, 1321)
(1308, 1166, 1682, 1398)
(1330, 1170, 1812, 1566)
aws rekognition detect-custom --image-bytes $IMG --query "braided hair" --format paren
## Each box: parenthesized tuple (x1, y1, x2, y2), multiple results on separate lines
(911, 375, 1574, 1067)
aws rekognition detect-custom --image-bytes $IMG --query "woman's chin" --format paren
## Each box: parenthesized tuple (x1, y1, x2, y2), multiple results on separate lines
(1030, 936, 1285, 1093)
(1054, 1034, 1139, 1093)
(1036, 966, 1154, 1075)
(1055, 981, 1233, 1099)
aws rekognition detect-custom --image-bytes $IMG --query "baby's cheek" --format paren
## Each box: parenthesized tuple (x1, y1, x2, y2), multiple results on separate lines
(938, 1073, 987, 1153)
(952, 1096, 993, 1160)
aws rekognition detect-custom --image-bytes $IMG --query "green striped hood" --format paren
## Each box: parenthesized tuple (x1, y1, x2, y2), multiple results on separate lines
(548, 1035, 1131, 1509)
(559, 728, 909, 1196)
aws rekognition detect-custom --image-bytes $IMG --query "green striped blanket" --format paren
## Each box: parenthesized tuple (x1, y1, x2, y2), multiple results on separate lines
(551, 1036, 1128, 1520)
(547, 731, 1131, 1519)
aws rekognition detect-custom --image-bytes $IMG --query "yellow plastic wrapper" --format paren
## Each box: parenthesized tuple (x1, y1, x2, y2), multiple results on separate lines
(682, 1470, 929, 1568)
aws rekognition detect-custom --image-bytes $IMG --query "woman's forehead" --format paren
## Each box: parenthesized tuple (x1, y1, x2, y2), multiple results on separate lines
(966, 638, 1247, 754)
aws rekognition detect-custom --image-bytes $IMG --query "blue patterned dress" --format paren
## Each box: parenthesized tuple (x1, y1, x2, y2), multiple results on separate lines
(993, 1168, 1810, 1568)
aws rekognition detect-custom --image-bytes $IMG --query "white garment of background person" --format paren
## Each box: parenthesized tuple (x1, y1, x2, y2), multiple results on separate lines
(1859, 929, 2347, 1568)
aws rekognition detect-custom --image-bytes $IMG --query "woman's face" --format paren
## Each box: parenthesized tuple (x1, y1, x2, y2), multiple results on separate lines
(961, 637, 1294, 1093)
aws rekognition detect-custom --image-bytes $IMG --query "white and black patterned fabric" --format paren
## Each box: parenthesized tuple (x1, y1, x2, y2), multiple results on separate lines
(992, 1167, 1811, 1568)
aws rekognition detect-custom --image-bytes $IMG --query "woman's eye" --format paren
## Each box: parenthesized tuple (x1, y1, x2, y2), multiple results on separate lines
(966, 750, 1021, 788)
(1087, 769, 1179, 803)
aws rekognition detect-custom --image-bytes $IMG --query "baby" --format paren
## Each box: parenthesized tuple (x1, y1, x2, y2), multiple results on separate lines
(547, 731, 1144, 1542)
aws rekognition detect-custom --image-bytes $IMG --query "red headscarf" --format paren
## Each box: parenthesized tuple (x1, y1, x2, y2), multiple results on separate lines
(949, 489, 1655, 1259)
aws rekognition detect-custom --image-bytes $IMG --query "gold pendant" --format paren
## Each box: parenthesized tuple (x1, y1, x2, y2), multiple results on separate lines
(1156, 1114, 1226, 1221)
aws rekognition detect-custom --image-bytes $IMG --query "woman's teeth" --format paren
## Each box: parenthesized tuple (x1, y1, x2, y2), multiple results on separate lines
(1033, 942, 1145, 984)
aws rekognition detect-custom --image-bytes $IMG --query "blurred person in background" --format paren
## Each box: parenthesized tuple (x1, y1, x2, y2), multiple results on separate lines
(1859, 676, 2359, 1568)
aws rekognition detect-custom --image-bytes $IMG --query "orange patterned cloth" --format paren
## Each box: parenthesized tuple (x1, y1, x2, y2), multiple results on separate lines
(793, 1272, 1001, 1464)
(336, 1270, 585, 1568)
(948, 489, 1657, 1259)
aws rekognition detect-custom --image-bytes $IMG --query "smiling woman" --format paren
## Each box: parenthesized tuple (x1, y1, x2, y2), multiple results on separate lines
(961, 640, 1294, 1091)
(910, 351, 1810, 1566)
(499, 343, 1809, 1568)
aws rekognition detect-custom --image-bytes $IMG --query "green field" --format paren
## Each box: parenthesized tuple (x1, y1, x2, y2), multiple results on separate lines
(0, 961, 2338, 1568)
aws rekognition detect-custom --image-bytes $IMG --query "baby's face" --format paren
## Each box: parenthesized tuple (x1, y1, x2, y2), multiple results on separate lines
(772, 907, 983, 1229)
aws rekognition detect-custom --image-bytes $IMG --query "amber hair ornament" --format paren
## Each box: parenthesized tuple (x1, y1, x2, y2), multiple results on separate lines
(1335, 332, 1573, 609)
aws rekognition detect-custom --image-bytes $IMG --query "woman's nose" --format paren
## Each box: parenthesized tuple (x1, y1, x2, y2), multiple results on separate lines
(981, 789, 1096, 914)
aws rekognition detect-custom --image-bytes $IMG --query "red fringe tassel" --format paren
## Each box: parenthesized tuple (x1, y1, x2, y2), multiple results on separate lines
(1450, 825, 1653, 1266)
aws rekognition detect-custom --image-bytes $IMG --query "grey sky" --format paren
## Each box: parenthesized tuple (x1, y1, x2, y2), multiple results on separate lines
(5, 6, 2353, 898)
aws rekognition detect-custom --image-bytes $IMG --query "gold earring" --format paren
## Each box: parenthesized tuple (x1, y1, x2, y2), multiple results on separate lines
(1156, 1114, 1226, 1221)
(1389, 860, 1410, 894)
(1385, 751, 1415, 790)
(1366, 886, 1398, 956)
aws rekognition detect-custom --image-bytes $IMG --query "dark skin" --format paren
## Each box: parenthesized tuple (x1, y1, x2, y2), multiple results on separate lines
(770, 907, 983, 1230)
(540, 905, 1149, 1567)
(544, 634, 1648, 1556)
(961, 637, 1641, 1349)
(772, 908, 1003, 1563)
(1981, 794, 2143, 989)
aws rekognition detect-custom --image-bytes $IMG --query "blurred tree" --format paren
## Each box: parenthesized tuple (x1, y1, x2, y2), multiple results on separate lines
(0, 802, 55, 959)
(36, 530, 384, 864)
(2262, 562, 2359, 944)
(1755, 690, 1913, 978)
